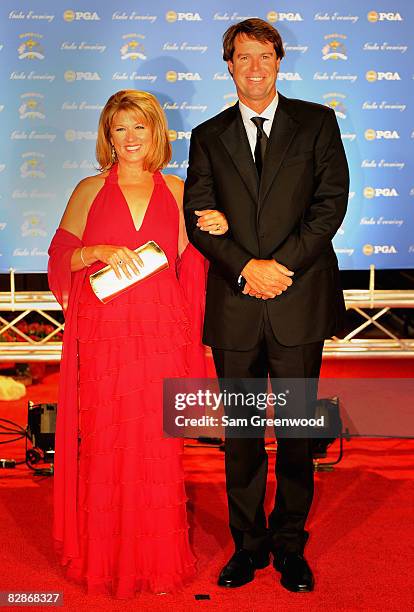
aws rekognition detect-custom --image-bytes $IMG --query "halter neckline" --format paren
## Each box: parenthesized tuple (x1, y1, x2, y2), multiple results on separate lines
(106, 163, 163, 185)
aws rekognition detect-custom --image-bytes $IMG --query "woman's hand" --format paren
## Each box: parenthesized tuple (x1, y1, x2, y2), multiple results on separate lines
(92, 245, 144, 280)
(195, 209, 229, 235)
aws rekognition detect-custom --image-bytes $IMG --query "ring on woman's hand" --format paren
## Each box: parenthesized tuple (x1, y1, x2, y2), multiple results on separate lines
(118, 259, 123, 265)
(216, 224, 221, 231)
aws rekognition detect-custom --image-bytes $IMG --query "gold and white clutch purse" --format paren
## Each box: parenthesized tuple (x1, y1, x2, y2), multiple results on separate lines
(89, 240, 169, 304)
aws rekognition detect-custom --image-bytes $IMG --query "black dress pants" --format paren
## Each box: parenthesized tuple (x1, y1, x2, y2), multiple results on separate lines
(212, 307, 324, 556)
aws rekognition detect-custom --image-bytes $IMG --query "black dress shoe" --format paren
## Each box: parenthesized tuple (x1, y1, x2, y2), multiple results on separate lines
(218, 549, 269, 588)
(274, 552, 314, 592)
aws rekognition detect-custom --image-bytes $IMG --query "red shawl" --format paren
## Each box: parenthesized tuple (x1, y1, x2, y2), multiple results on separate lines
(177, 243, 208, 379)
(48, 227, 206, 564)
(48, 228, 86, 562)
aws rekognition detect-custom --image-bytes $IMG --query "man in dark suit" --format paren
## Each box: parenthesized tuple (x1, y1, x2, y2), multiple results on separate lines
(184, 18, 349, 592)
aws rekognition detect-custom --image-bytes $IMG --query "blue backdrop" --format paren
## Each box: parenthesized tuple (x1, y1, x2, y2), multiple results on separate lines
(0, 0, 412, 272)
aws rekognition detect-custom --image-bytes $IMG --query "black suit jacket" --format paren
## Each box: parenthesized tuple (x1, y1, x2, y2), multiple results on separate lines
(184, 93, 349, 349)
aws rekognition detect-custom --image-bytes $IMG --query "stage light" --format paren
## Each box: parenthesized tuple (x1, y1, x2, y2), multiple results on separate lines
(312, 397, 342, 459)
(27, 401, 57, 465)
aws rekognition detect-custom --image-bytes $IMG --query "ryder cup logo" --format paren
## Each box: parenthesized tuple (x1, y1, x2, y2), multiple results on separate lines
(19, 93, 45, 119)
(323, 93, 347, 119)
(322, 34, 348, 60)
(120, 34, 146, 60)
(18, 33, 45, 60)
(20, 152, 46, 178)
(21, 211, 46, 237)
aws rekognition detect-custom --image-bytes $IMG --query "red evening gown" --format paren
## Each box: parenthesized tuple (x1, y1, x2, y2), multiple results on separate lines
(66, 164, 196, 597)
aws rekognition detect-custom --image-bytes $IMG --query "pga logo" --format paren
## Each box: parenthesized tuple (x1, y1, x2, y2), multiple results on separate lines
(64, 70, 101, 82)
(278, 72, 302, 81)
(267, 11, 303, 22)
(166, 70, 201, 82)
(168, 130, 191, 142)
(375, 188, 398, 197)
(364, 129, 400, 140)
(178, 72, 201, 81)
(65, 130, 97, 141)
(165, 11, 202, 22)
(363, 186, 399, 198)
(367, 11, 403, 22)
(63, 10, 100, 21)
(363, 244, 398, 255)
(366, 70, 401, 82)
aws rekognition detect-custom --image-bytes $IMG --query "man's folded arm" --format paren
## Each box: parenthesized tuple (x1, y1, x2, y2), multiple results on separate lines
(271, 109, 349, 272)
(184, 130, 252, 283)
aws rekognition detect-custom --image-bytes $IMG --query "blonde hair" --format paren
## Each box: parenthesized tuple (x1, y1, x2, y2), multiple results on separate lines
(96, 90, 172, 172)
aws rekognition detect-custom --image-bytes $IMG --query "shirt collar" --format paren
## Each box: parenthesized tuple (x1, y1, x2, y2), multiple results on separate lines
(239, 93, 279, 124)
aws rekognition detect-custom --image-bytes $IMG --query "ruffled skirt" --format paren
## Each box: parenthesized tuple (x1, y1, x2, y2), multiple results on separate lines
(66, 273, 196, 598)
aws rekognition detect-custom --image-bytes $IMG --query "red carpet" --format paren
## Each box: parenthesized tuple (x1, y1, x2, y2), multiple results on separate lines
(0, 364, 413, 611)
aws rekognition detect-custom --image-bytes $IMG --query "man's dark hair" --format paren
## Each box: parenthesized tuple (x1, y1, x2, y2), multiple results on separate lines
(222, 18, 285, 62)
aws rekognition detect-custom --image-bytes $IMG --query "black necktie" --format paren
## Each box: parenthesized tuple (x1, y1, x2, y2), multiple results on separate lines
(251, 116, 268, 178)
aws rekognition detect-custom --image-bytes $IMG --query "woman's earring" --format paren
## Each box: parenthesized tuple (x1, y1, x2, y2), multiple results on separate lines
(111, 145, 116, 162)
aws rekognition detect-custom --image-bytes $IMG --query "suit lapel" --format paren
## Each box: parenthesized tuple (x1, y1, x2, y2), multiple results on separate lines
(259, 94, 300, 206)
(219, 104, 259, 203)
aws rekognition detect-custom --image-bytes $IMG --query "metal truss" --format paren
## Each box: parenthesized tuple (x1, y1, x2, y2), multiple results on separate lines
(0, 291, 63, 362)
(325, 289, 414, 357)
(1, 289, 413, 361)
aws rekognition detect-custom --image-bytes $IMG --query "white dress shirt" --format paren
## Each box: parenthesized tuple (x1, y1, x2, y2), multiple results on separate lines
(239, 93, 279, 161)
(236, 94, 279, 287)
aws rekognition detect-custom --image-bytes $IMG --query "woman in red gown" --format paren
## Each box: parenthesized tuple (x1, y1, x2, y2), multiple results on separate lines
(48, 90, 228, 598)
